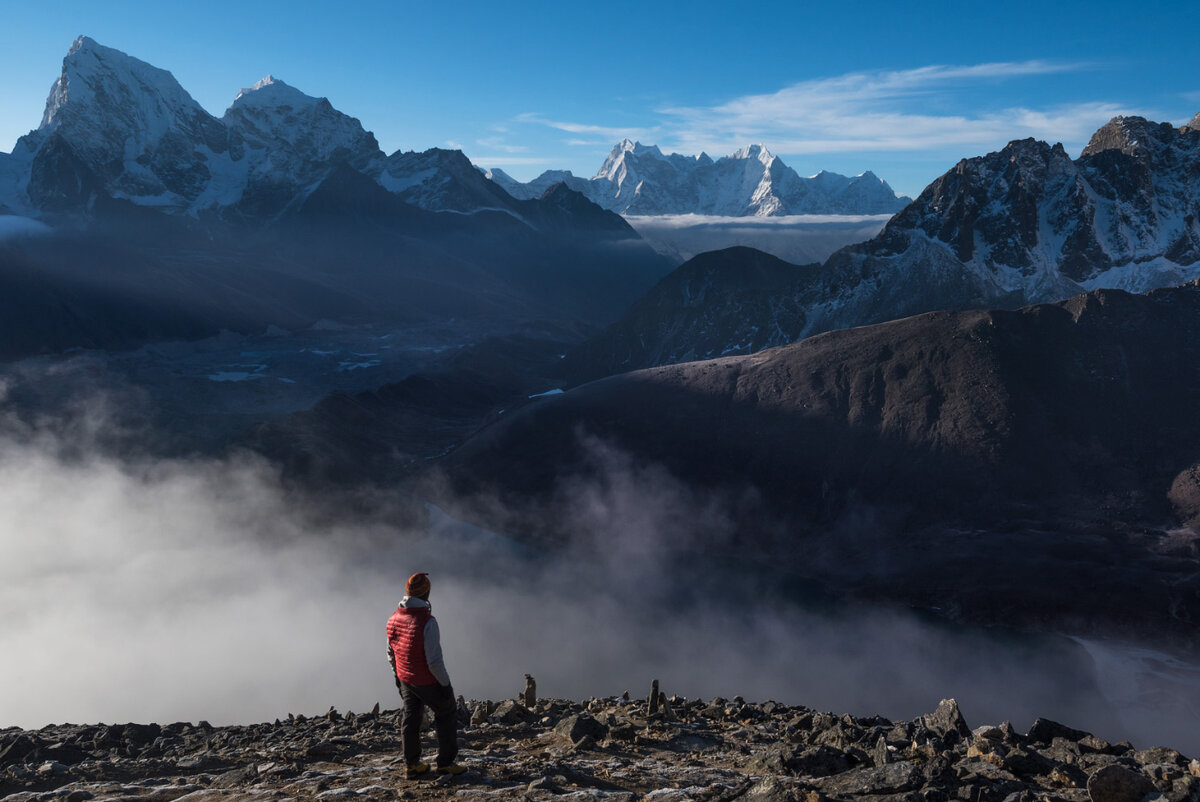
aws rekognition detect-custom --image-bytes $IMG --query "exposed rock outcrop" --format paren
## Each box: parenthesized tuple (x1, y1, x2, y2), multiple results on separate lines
(2, 695, 1192, 802)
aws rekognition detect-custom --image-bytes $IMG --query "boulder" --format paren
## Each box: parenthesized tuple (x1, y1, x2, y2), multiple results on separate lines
(1087, 764, 1157, 802)
(122, 722, 162, 745)
(815, 760, 922, 796)
(790, 745, 857, 777)
(1027, 718, 1091, 745)
(489, 700, 532, 725)
(555, 713, 608, 744)
(1002, 748, 1056, 779)
(921, 699, 972, 745)
(211, 765, 259, 788)
(1133, 748, 1186, 768)
(470, 701, 494, 725)
(750, 744, 800, 775)
(0, 734, 39, 765)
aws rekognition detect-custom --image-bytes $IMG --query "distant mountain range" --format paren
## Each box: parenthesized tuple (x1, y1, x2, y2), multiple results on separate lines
(0, 37, 673, 357)
(0, 37, 553, 226)
(0, 37, 908, 225)
(486, 140, 911, 216)
(568, 113, 1200, 380)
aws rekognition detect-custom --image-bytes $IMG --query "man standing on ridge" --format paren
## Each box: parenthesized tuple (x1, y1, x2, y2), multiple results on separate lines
(386, 572, 465, 778)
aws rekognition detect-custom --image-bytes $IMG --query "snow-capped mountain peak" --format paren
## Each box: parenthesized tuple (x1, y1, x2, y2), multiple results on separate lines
(38, 34, 212, 138)
(22, 35, 232, 212)
(730, 144, 774, 165)
(230, 75, 320, 109)
(40, 35, 208, 132)
(220, 72, 383, 217)
(614, 139, 662, 157)
(503, 141, 910, 216)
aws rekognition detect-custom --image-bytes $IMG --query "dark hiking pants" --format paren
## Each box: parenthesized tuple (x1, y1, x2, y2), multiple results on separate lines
(399, 681, 458, 767)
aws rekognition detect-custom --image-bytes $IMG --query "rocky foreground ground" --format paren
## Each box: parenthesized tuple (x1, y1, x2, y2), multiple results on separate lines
(2, 692, 1196, 802)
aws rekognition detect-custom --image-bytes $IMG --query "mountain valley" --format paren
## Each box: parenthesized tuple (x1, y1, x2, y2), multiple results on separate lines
(3, 34, 1200, 758)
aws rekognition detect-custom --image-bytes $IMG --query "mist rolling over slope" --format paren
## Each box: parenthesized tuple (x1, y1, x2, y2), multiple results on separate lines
(4, 397, 1199, 754)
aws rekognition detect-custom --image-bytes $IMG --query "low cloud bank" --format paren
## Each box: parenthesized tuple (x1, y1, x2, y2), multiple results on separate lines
(0, 401, 1196, 754)
(624, 214, 890, 265)
(0, 215, 51, 241)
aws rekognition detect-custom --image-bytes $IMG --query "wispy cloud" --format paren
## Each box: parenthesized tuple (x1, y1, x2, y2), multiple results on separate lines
(514, 112, 656, 142)
(476, 136, 528, 154)
(657, 61, 1143, 156)
(516, 61, 1150, 160)
(471, 156, 554, 167)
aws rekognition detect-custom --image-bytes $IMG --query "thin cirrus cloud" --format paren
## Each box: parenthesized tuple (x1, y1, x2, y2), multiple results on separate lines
(476, 156, 555, 167)
(513, 112, 658, 143)
(475, 136, 528, 154)
(521, 60, 1151, 159)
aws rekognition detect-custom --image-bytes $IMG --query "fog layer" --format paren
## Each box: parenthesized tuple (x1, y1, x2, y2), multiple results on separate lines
(624, 214, 891, 265)
(0, 406, 1196, 753)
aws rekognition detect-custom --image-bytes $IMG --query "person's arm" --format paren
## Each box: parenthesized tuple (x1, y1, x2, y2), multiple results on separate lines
(423, 617, 451, 686)
(386, 622, 401, 688)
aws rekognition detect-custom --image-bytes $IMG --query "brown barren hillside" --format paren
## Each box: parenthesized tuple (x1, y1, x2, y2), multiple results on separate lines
(436, 282, 1200, 643)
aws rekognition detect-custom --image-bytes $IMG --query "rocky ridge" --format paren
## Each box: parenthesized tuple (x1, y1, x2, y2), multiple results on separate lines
(569, 114, 1200, 380)
(3, 694, 1195, 802)
(0, 38, 627, 228)
(440, 281, 1200, 645)
(566, 246, 818, 380)
(486, 141, 911, 217)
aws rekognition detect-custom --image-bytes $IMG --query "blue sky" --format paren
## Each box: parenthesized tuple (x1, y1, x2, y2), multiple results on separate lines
(2, 0, 1197, 198)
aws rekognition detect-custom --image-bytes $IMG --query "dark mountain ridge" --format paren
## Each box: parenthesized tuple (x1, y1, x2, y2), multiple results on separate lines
(436, 281, 1200, 644)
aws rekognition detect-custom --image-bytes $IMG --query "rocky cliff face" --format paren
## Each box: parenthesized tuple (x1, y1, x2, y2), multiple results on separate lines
(220, 76, 385, 219)
(13, 36, 232, 214)
(2, 696, 1195, 802)
(379, 148, 521, 214)
(573, 114, 1200, 379)
(825, 116, 1200, 313)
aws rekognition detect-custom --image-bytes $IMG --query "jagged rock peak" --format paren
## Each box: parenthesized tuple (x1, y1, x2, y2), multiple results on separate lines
(223, 68, 380, 171)
(730, 143, 774, 164)
(613, 138, 662, 157)
(1080, 115, 1181, 158)
(41, 35, 206, 131)
(231, 75, 323, 109)
(1183, 112, 1200, 133)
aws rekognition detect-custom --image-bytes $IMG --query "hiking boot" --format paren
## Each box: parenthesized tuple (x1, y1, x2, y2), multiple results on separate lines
(436, 763, 468, 775)
(405, 762, 430, 779)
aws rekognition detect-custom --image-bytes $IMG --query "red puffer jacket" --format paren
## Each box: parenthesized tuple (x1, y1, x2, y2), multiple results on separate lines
(387, 605, 439, 686)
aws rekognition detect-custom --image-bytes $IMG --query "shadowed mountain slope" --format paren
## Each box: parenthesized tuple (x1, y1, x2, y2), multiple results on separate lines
(436, 282, 1200, 642)
(566, 246, 819, 382)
